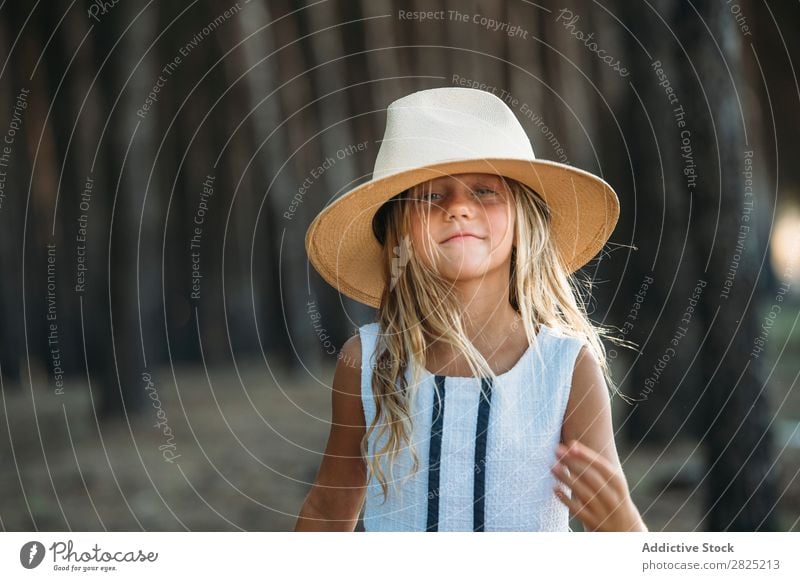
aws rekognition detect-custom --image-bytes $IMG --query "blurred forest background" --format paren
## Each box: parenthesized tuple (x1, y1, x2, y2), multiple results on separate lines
(0, 0, 799, 532)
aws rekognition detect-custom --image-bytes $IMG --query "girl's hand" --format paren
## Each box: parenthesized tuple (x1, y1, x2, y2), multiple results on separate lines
(551, 439, 647, 532)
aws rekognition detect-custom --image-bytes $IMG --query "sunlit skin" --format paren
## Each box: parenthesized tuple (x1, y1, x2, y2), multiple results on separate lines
(409, 172, 515, 284)
(552, 440, 646, 531)
(406, 172, 647, 532)
(408, 172, 519, 344)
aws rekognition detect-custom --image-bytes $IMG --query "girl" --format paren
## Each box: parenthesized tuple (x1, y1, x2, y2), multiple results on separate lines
(296, 87, 646, 532)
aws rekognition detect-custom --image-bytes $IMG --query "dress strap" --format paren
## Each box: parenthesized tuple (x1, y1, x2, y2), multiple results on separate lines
(473, 376, 493, 532)
(358, 323, 381, 427)
(425, 375, 446, 532)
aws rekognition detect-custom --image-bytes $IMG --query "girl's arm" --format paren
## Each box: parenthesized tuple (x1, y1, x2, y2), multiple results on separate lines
(553, 345, 648, 532)
(295, 335, 367, 531)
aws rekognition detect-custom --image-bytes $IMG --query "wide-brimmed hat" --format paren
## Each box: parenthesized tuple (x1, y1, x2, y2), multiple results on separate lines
(305, 87, 619, 309)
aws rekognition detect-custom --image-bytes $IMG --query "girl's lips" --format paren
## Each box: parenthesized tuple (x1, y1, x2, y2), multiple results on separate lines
(442, 233, 482, 243)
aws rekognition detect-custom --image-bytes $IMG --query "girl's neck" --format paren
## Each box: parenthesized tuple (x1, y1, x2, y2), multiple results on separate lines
(461, 303, 521, 345)
(451, 269, 517, 341)
(424, 260, 528, 370)
(424, 305, 529, 377)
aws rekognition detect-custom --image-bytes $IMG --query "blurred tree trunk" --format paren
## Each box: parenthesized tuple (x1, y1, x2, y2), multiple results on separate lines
(678, 0, 778, 531)
(364, 0, 410, 106)
(93, 0, 158, 417)
(506, 2, 546, 127)
(0, 8, 24, 387)
(303, 0, 369, 336)
(293, 1, 372, 357)
(218, 0, 315, 367)
(540, 0, 599, 166)
(22, 8, 65, 398)
(52, 1, 111, 402)
(609, 0, 702, 444)
(172, 4, 228, 365)
(602, 0, 779, 530)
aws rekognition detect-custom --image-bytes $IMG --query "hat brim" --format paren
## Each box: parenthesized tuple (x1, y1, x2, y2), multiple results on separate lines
(305, 157, 620, 309)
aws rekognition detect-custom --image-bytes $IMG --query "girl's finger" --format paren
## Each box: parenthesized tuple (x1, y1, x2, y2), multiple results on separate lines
(553, 487, 599, 530)
(558, 441, 617, 482)
(556, 443, 625, 499)
(555, 442, 638, 531)
(551, 461, 612, 513)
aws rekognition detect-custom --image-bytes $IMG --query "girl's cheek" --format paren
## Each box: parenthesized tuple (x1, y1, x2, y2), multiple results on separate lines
(486, 209, 511, 244)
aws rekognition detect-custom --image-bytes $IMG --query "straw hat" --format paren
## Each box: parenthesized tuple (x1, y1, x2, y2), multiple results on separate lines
(305, 87, 619, 309)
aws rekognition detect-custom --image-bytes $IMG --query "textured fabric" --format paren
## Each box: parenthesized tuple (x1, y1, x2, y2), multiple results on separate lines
(359, 322, 587, 532)
(371, 87, 534, 181)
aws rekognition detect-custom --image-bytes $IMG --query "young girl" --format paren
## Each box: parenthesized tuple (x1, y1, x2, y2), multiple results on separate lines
(296, 87, 647, 532)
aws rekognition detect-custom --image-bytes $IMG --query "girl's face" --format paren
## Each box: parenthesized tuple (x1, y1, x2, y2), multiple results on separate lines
(408, 173, 515, 282)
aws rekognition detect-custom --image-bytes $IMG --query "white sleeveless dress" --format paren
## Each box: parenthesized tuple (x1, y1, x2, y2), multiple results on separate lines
(358, 322, 588, 532)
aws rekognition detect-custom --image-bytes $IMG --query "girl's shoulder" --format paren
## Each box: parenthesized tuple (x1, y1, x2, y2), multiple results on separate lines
(356, 322, 383, 375)
(539, 322, 588, 344)
(358, 322, 385, 346)
(534, 324, 591, 373)
(358, 321, 381, 334)
(357, 322, 381, 351)
(535, 323, 586, 349)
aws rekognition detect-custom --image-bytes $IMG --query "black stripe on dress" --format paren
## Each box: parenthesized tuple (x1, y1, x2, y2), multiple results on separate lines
(473, 376, 493, 532)
(426, 375, 446, 532)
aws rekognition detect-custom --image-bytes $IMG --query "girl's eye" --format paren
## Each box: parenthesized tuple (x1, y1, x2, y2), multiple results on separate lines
(415, 188, 498, 204)
(419, 191, 442, 201)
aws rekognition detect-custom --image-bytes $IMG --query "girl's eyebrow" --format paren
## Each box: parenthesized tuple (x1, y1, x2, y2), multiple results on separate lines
(425, 178, 505, 190)
(473, 181, 503, 190)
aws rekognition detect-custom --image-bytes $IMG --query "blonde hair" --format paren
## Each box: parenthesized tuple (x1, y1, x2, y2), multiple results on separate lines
(363, 175, 635, 504)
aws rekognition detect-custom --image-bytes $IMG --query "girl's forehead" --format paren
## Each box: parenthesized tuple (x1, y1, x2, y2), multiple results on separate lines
(422, 173, 509, 188)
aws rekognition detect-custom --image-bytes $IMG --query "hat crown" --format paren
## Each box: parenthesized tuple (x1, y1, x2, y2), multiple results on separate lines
(373, 87, 536, 180)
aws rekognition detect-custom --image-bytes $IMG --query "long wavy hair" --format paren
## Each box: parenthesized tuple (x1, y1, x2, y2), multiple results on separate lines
(363, 175, 634, 504)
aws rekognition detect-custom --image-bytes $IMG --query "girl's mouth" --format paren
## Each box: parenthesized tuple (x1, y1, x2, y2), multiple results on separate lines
(442, 233, 482, 243)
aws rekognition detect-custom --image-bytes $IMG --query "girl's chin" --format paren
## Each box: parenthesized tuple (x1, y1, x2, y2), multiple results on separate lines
(438, 257, 490, 268)
(435, 264, 493, 280)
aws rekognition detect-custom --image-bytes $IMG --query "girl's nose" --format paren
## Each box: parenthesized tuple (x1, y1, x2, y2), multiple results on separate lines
(441, 189, 476, 218)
